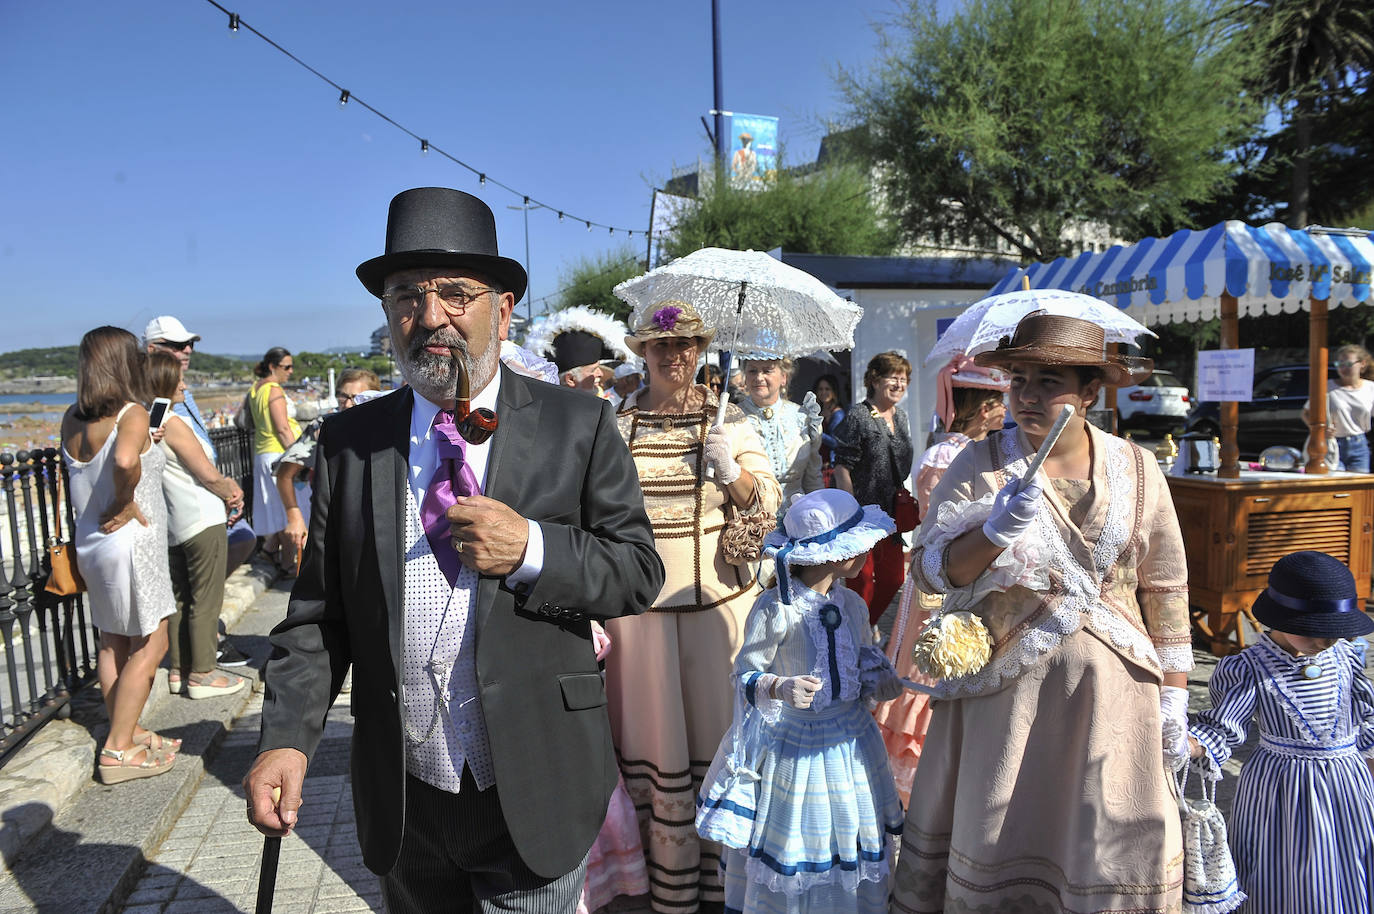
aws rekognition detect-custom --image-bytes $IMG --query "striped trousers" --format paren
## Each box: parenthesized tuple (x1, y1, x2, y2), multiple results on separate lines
(383, 770, 588, 914)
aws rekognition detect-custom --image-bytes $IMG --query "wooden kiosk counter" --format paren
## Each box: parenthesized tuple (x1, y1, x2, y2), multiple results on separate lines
(1166, 470, 1374, 655)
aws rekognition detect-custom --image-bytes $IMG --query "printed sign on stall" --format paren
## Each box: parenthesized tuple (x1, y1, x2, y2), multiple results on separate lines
(1196, 348, 1255, 402)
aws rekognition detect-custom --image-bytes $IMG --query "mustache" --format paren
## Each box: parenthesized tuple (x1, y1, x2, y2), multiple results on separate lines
(408, 329, 468, 360)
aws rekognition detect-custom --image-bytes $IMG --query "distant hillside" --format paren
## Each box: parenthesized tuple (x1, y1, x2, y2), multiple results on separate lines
(0, 346, 251, 378)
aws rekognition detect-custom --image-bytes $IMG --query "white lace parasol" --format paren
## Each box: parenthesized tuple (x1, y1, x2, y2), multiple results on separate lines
(925, 288, 1156, 365)
(613, 248, 863, 359)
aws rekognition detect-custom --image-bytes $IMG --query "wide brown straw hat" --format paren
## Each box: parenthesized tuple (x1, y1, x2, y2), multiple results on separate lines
(974, 311, 1152, 387)
(625, 301, 717, 356)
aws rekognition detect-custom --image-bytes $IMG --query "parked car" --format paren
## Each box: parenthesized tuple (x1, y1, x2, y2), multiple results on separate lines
(1113, 370, 1191, 435)
(1184, 363, 1336, 458)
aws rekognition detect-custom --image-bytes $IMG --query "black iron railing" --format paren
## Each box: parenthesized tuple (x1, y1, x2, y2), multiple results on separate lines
(0, 428, 255, 767)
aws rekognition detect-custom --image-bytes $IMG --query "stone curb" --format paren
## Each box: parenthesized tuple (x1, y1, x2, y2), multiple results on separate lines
(0, 558, 279, 877)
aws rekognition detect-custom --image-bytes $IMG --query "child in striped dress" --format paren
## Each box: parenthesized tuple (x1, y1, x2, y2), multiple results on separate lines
(695, 489, 905, 914)
(1188, 551, 1374, 914)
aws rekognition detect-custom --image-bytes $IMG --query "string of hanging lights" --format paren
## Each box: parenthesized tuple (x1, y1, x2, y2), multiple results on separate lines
(205, 0, 649, 239)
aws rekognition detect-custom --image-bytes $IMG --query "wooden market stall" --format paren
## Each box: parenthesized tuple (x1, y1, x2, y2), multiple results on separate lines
(991, 221, 1374, 653)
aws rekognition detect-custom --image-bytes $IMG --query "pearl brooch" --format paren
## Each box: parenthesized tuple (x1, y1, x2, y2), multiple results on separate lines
(1302, 663, 1322, 679)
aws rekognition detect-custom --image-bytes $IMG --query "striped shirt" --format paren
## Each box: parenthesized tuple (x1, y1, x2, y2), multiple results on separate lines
(1190, 633, 1374, 913)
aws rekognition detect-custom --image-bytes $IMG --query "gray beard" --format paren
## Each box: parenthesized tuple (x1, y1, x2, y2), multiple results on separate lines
(395, 315, 501, 403)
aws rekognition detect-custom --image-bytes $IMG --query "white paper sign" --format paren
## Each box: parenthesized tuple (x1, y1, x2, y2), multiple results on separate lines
(1196, 348, 1255, 402)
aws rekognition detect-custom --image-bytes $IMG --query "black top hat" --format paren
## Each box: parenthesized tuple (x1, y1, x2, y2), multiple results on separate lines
(550, 331, 612, 374)
(356, 187, 528, 302)
(1251, 550, 1374, 639)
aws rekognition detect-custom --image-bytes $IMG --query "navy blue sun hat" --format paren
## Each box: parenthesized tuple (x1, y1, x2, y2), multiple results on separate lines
(1252, 551, 1374, 639)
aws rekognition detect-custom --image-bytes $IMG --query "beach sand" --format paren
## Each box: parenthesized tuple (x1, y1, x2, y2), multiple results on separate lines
(0, 390, 251, 455)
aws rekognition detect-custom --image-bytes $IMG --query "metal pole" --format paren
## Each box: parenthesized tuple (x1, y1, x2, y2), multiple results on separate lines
(508, 203, 533, 321)
(711, 0, 727, 165)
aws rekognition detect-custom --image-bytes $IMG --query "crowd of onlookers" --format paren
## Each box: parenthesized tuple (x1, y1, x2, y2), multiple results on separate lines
(61, 315, 380, 784)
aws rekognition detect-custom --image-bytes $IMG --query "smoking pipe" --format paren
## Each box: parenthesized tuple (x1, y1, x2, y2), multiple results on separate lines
(451, 350, 498, 445)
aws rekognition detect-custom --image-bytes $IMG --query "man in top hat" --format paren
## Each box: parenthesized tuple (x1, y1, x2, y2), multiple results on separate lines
(245, 187, 664, 913)
(522, 306, 633, 396)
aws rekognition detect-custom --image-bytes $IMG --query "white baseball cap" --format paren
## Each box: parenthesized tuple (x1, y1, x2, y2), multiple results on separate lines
(143, 315, 201, 345)
(612, 362, 643, 380)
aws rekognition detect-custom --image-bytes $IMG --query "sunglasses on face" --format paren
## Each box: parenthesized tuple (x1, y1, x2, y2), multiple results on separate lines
(156, 340, 194, 352)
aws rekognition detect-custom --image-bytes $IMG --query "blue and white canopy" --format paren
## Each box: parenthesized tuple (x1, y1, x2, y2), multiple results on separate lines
(989, 221, 1374, 326)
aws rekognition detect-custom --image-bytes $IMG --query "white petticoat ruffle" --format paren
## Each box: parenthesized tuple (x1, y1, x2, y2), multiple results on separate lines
(743, 839, 894, 896)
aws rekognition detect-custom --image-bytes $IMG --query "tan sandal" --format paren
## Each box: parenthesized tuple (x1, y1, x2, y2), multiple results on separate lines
(135, 730, 182, 757)
(186, 670, 247, 700)
(97, 745, 175, 784)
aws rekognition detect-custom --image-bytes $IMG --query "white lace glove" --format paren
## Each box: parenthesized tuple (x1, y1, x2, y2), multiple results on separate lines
(981, 478, 1043, 548)
(704, 425, 741, 485)
(800, 391, 823, 442)
(1160, 685, 1190, 771)
(772, 675, 823, 710)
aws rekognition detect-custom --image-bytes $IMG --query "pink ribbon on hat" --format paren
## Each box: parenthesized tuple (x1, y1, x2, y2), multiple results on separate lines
(935, 354, 1010, 430)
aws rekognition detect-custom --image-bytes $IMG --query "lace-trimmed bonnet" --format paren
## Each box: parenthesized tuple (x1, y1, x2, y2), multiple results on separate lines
(764, 490, 895, 602)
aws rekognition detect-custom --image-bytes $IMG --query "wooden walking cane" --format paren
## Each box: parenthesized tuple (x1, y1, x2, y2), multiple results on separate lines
(256, 787, 282, 914)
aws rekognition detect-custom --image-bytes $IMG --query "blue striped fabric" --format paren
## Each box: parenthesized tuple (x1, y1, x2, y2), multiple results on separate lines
(1189, 634, 1374, 914)
(986, 222, 1374, 326)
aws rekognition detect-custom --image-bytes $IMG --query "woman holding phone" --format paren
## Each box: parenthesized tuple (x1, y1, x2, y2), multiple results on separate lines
(147, 352, 248, 700)
(61, 327, 179, 783)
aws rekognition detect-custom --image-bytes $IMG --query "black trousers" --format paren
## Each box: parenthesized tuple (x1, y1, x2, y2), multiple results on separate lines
(382, 768, 588, 914)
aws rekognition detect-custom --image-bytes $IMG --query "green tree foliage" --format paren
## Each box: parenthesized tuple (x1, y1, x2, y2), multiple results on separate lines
(1239, 0, 1373, 226)
(552, 247, 646, 322)
(0, 346, 250, 379)
(659, 161, 898, 263)
(292, 351, 393, 382)
(841, 0, 1266, 262)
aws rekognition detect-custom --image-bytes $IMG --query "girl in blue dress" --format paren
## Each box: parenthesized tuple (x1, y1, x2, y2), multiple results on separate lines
(696, 489, 905, 914)
(1188, 550, 1374, 914)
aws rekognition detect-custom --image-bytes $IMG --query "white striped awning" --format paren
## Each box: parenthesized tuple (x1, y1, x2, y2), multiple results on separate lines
(988, 221, 1374, 326)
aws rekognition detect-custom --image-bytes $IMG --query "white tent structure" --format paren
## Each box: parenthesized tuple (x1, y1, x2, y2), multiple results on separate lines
(990, 222, 1374, 475)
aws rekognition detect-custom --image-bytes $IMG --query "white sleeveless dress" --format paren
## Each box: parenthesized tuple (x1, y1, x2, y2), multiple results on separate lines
(64, 403, 177, 637)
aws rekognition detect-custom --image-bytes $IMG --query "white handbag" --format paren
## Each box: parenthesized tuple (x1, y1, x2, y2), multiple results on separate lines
(1176, 759, 1246, 914)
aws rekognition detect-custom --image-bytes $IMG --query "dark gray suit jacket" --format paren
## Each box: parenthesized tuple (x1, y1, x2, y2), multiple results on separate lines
(258, 367, 663, 878)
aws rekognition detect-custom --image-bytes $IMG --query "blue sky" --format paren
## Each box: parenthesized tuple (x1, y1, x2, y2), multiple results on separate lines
(1, 0, 902, 357)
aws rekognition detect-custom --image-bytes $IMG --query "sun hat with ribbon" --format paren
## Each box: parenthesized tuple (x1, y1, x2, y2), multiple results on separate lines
(624, 300, 717, 356)
(764, 490, 896, 604)
(973, 311, 1152, 387)
(1252, 550, 1374, 638)
(935, 354, 1009, 430)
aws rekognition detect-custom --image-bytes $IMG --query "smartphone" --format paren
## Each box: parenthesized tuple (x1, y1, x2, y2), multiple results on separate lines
(148, 398, 172, 430)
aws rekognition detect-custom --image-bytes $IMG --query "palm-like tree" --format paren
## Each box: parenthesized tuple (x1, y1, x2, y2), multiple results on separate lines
(1243, 0, 1373, 226)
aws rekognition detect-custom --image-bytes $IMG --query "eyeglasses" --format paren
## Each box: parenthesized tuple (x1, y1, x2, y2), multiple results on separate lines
(154, 340, 194, 352)
(280, 363, 294, 371)
(382, 283, 498, 317)
(1337, 360, 1361, 368)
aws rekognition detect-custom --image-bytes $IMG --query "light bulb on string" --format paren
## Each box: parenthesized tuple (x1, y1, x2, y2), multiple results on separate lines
(586, 221, 592, 232)
(228, 12, 240, 34)
(558, 212, 564, 223)
(479, 174, 486, 186)
(420, 139, 429, 156)
(609, 227, 614, 236)
(338, 89, 350, 107)
(523, 196, 530, 207)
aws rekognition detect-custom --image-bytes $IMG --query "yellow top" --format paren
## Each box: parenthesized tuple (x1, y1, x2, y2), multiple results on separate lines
(250, 381, 301, 455)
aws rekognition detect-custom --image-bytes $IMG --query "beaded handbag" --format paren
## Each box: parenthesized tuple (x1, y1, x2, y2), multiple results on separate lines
(1176, 758, 1245, 914)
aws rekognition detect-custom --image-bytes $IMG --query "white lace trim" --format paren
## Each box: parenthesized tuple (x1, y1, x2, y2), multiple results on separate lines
(936, 433, 1159, 699)
(1251, 636, 1347, 745)
(801, 602, 859, 711)
(744, 847, 891, 896)
(1157, 643, 1196, 673)
(923, 493, 1051, 605)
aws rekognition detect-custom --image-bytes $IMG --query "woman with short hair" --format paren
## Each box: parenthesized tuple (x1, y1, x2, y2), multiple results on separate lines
(833, 350, 914, 624)
(147, 351, 247, 700)
(738, 356, 822, 516)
